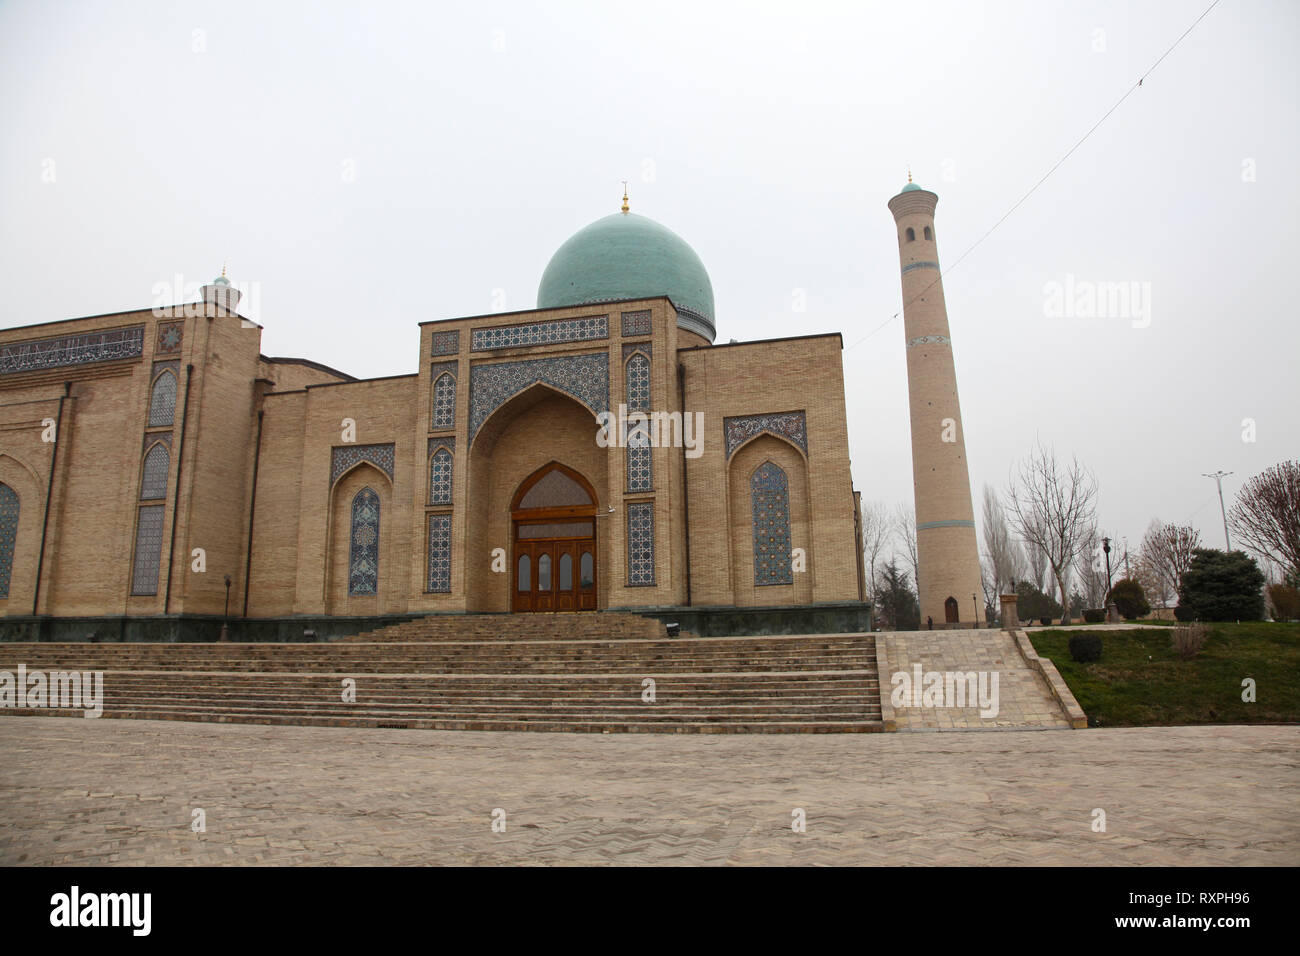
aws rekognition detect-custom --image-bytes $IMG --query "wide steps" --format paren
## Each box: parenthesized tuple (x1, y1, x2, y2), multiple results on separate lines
(0, 624, 883, 733)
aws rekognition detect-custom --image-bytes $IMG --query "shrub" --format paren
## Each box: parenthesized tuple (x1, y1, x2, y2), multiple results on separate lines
(1178, 549, 1266, 621)
(1267, 584, 1300, 621)
(1107, 578, 1151, 620)
(1083, 608, 1105, 624)
(1015, 581, 1062, 622)
(1068, 633, 1103, 662)
(1171, 622, 1209, 660)
(1174, 605, 1196, 622)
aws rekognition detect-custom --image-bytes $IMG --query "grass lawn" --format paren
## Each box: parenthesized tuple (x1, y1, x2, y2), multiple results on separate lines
(1029, 622, 1300, 728)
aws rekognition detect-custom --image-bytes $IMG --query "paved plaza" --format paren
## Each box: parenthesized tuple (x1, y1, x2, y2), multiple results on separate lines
(1, 717, 1295, 865)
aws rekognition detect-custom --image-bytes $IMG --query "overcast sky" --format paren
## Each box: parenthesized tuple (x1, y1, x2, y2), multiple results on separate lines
(2, 0, 1296, 568)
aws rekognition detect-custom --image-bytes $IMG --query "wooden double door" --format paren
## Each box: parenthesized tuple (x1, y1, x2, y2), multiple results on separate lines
(513, 537, 597, 612)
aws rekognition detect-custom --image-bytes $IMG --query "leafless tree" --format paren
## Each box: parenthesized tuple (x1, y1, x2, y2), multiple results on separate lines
(980, 484, 1026, 596)
(1139, 520, 1201, 606)
(892, 503, 919, 590)
(860, 500, 891, 607)
(1005, 442, 1098, 624)
(1229, 460, 1300, 583)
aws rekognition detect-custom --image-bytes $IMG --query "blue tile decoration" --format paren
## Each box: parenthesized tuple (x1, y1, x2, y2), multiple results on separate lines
(469, 352, 609, 440)
(751, 461, 793, 586)
(723, 411, 807, 459)
(620, 310, 652, 337)
(427, 436, 455, 457)
(140, 443, 170, 500)
(330, 443, 395, 485)
(427, 514, 452, 593)
(156, 321, 183, 354)
(348, 487, 380, 596)
(0, 483, 18, 599)
(431, 329, 460, 356)
(130, 505, 165, 596)
(901, 260, 940, 274)
(906, 334, 951, 349)
(471, 315, 608, 351)
(626, 501, 655, 586)
(626, 429, 652, 493)
(431, 364, 457, 431)
(429, 445, 453, 505)
(1, 325, 145, 375)
(621, 342, 651, 362)
(624, 352, 650, 409)
(148, 368, 178, 427)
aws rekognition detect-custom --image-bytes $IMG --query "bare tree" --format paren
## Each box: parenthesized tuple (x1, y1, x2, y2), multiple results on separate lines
(860, 501, 891, 608)
(1073, 525, 1110, 610)
(1139, 520, 1201, 606)
(1005, 442, 1098, 624)
(892, 503, 919, 590)
(1229, 460, 1300, 583)
(980, 483, 1026, 596)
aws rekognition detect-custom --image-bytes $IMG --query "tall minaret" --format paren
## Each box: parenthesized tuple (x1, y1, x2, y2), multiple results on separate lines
(888, 175, 983, 627)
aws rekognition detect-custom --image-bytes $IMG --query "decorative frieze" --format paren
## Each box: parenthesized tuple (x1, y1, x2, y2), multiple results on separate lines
(431, 330, 460, 356)
(1, 325, 145, 375)
(471, 315, 608, 351)
(907, 334, 951, 349)
(331, 443, 395, 485)
(723, 411, 807, 459)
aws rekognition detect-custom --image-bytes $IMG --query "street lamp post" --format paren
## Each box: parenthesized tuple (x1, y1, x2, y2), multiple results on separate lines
(1203, 470, 1233, 550)
(220, 574, 231, 642)
(972, 594, 978, 628)
(1102, 536, 1113, 596)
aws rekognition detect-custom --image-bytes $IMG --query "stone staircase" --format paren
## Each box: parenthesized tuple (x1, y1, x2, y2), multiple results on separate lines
(0, 613, 883, 733)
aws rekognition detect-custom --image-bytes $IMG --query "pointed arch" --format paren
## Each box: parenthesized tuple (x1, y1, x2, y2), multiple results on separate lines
(428, 443, 453, 505)
(140, 442, 170, 500)
(431, 371, 456, 430)
(148, 368, 178, 427)
(0, 482, 18, 599)
(348, 486, 380, 596)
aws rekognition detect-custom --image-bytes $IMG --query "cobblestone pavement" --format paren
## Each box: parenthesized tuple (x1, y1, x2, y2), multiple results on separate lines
(1, 717, 1295, 865)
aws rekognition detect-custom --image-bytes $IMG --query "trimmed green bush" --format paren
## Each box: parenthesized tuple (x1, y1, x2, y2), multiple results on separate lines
(1107, 578, 1151, 620)
(1068, 633, 1103, 662)
(1083, 608, 1105, 623)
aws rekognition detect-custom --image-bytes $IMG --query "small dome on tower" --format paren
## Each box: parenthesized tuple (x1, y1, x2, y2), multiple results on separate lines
(901, 182, 923, 193)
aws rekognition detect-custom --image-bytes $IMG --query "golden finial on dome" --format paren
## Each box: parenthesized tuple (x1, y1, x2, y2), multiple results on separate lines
(221, 259, 228, 278)
(907, 167, 913, 184)
(621, 181, 629, 214)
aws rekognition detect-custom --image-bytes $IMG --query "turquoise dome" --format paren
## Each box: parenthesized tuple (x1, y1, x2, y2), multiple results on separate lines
(537, 211, 715, 342)
(901, 182, 923, 192)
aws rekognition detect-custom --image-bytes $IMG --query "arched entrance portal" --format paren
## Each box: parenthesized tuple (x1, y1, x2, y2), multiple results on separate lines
(944, 596, 960, 624)
(511, 463, 598, 612)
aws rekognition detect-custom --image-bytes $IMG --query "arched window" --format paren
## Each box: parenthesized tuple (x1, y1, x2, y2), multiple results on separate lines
(924, 225, 933, 241)
(625, 353, 650, 410)
(517, 554, 531, 591)
(580, 551, 594, 590)
(538, 553, 551, 591)
(431, 372, 456, 430)
(0, 482, 18, 599)
(559, 552, 573, 590)
(626, 425, 652, 492)
(905, 227, 915, 243)
(751, 461, 793, 586)
(140, 443, 169, 500)
(148, 370, 177, 427)
(429, 446, 453, 505)
(348, 487, 380, 596)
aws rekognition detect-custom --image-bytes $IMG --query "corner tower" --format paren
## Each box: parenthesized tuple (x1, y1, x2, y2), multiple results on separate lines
(888, 177, 983, 627)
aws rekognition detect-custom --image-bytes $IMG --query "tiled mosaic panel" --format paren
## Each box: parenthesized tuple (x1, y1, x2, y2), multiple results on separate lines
(428, 446, 453, 505)
(148, 369, 178, 427)
(626, 501, 655, 586)
(751, 461, 793, 586)
(140, 443, 170, 500)
(348, 487, 380, 596)
(330, 444, 395, 485)
(130, 505, 165, 596)
(723, 411, 808, 458)
(431, 369, 456, 430)
(621, 342, 651, 362)
(1, 325, 145, 375)
(431, 330, 460, 356)
(427, 514, 452, 593)
(621, 310, 652, 337)
(625, 352, 650, 411)
(0, 483, 17, 599)
(519, 468, 592, 508)
(626, 427, 652, 493)
(426, 436, 455, 457)
(469, 352, 609, 439)
(155, 321, 183, 354)
(471, 315, 608, 351)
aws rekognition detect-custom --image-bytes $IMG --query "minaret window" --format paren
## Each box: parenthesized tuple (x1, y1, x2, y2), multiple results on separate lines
(924, 226, 933, 241)
(905, 227, 915, 242)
